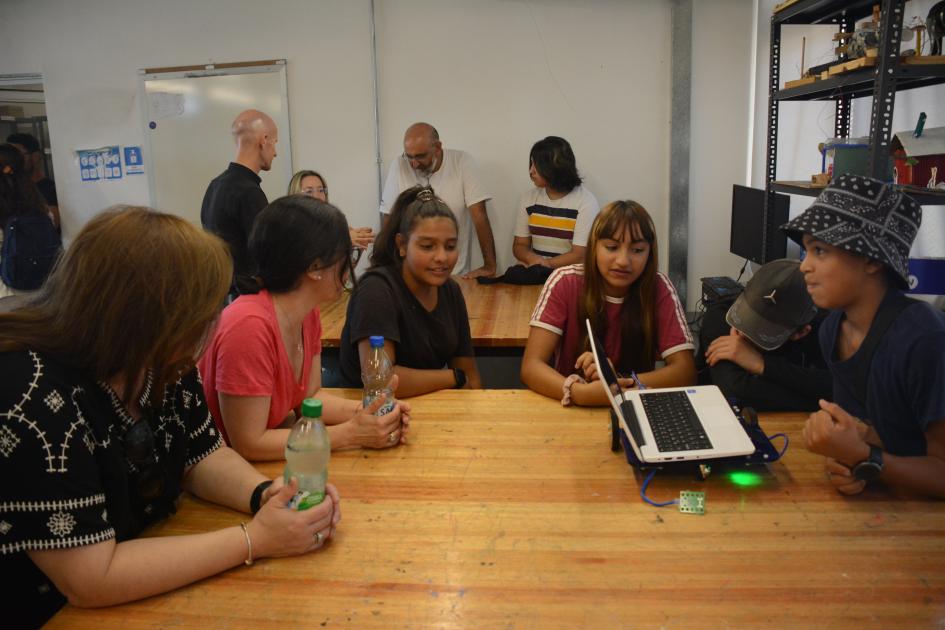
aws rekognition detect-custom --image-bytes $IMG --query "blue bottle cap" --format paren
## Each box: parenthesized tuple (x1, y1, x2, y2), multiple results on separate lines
(369, 335, 385, 348)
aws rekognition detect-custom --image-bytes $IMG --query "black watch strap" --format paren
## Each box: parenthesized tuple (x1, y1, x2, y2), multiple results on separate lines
(250, 480, 274, 514)
(453, 368, 467, 389)
(852, 445, 884, 481)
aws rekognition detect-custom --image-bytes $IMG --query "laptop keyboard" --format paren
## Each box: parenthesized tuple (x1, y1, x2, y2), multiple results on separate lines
(639, 391, 713, 452)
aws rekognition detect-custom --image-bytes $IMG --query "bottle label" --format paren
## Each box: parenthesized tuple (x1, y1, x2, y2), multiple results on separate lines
(289, 490, 325, 510)
(363, 393, 396, 416)
(376, 399, 395, 416)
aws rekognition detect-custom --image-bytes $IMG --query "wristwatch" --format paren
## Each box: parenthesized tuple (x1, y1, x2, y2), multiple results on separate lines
(250, 480, 273, 514)
(852, 445, 884, 481)
(453, 368, 467, 389)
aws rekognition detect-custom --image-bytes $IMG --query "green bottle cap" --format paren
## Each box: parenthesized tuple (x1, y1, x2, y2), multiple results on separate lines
(301, 398, 323, 418)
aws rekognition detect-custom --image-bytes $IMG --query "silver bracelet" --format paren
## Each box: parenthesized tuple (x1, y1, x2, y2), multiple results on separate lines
(239, 522, 254, 566)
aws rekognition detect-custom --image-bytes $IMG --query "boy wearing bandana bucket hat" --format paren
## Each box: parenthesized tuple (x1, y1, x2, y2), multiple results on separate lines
(782, 174, 945, 497)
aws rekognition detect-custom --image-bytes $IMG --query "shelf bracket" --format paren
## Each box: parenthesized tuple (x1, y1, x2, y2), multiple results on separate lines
(867, 0, 906, 180)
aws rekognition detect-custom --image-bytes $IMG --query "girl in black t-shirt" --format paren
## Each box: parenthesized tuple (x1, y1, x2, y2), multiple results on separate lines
(340, 186, 482, 396)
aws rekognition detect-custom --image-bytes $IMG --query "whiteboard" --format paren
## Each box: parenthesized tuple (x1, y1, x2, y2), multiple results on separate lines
(139, 61, 292, 226)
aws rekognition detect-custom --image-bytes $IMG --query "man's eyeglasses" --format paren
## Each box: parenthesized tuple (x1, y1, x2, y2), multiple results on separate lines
(124, 410, 166, 501)
(402, 150, 433, 164)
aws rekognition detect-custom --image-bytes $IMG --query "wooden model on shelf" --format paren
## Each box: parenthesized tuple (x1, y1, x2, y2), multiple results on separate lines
(893, 125, 945, 189)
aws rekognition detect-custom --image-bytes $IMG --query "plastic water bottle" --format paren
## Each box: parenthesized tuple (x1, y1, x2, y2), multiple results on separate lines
(362, 335, 395, 416)
(284, 398, 330, 510)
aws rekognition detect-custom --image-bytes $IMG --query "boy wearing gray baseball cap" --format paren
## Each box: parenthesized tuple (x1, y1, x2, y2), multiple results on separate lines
(702, 259, 830, 411)
(782, 174, 945, 498)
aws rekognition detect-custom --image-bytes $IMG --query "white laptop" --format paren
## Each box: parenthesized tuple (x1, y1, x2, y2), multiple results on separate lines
(586, 319, 755, 463)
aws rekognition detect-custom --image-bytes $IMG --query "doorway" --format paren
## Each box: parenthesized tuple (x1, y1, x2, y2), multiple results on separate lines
(0, 74, 58, 220)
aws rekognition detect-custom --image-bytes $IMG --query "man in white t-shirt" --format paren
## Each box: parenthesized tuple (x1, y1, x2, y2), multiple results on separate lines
(379, 122, 496, 278)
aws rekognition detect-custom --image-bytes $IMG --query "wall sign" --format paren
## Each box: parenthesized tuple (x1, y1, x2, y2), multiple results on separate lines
(124, 146, 144, 175)
(78, 146, 122, 181)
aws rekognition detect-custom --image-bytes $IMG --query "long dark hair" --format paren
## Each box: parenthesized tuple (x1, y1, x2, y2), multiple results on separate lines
(579, 200, 659, 373)
(0, 207, 231, 406)
(529, 136, 582, 194)
(370, 186, 457, 269)
(250, 194, 353, 293)
(0, 143, 47, 224)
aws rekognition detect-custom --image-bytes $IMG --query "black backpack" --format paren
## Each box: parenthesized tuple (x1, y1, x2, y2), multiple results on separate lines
(1, 212, 62, 290)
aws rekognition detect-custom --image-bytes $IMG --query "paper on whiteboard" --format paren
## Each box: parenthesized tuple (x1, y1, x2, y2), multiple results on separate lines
(149, 92, 184, 119)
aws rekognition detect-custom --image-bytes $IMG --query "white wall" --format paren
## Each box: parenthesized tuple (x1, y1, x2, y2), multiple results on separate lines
(1, 0, 766, 310)
(374, 0, 672, 275)
(750, 0, 841, 262)
(687, 0, 756, 307)
(0, 0, 678, 277)
(0, 0, 378, 245)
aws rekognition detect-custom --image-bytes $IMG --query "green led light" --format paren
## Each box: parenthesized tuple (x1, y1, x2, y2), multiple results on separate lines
(728, 470, 763, 487)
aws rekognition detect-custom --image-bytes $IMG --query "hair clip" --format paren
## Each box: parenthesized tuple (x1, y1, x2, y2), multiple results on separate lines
(416, 188, 435, 202)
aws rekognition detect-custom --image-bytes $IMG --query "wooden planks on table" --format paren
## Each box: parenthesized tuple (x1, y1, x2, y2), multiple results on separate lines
(50, 389, 945, 629)
(319, 277, 543, 348)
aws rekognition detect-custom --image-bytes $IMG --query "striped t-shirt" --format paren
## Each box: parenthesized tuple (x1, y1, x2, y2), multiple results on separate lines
(514, 185, 600, 257)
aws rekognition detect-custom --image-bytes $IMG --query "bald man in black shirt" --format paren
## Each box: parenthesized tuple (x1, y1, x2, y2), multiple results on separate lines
(201, 109, 278, 298)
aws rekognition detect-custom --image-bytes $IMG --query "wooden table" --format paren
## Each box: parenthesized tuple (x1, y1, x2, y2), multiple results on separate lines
(319, 278, 542, 348)
(51, 390, 945, 628)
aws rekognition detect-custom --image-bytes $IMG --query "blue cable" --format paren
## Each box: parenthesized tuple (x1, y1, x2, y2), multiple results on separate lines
(640, 469, 678, 507)
(767, 432, 789, 459)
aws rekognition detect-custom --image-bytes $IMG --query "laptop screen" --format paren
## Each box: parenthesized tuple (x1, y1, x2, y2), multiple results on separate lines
(587, 324, 626, 400)
(586, 320, 646, 447)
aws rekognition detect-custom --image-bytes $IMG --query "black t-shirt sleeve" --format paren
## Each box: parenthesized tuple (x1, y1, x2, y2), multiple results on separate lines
(347, 274, 402, 345)
(906, 330, 945, 432)
(0, 352, 115, 555)
(696, 302, 729, 376)
(448, 280, 474, 357)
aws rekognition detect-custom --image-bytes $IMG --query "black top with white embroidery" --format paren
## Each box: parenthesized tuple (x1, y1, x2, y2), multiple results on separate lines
(0, 350, 222, 627)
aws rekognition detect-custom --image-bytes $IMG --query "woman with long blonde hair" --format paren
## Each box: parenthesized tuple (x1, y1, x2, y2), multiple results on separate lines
(0, 207, 340, 626)
(521, 200, 696, 406)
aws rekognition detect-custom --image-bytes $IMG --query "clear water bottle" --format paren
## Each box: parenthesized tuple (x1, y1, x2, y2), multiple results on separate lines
(284, 398, 330, 510)
(362, 335, 395, 416)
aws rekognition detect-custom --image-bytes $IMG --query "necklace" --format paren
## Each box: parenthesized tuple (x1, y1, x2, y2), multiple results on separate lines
(273, 297, 304, 355)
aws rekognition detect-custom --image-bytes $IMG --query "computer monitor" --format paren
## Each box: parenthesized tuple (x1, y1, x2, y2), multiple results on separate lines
(729, 184, 790, 265)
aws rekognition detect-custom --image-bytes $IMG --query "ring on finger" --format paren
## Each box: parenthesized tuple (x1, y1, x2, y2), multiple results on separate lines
(314, 530, 323, 545)
(388, 431, 397, 443)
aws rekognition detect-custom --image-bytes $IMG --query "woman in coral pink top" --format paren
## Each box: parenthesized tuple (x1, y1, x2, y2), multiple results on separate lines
(200, 195, 409, 461)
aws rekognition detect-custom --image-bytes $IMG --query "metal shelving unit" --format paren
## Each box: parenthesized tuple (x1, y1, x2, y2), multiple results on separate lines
(762, 0, 945, 260)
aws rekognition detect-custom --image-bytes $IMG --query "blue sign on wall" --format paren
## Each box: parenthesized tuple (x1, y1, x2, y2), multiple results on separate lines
(124, 146, 144, 175)
(78, 146, 121, 181)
